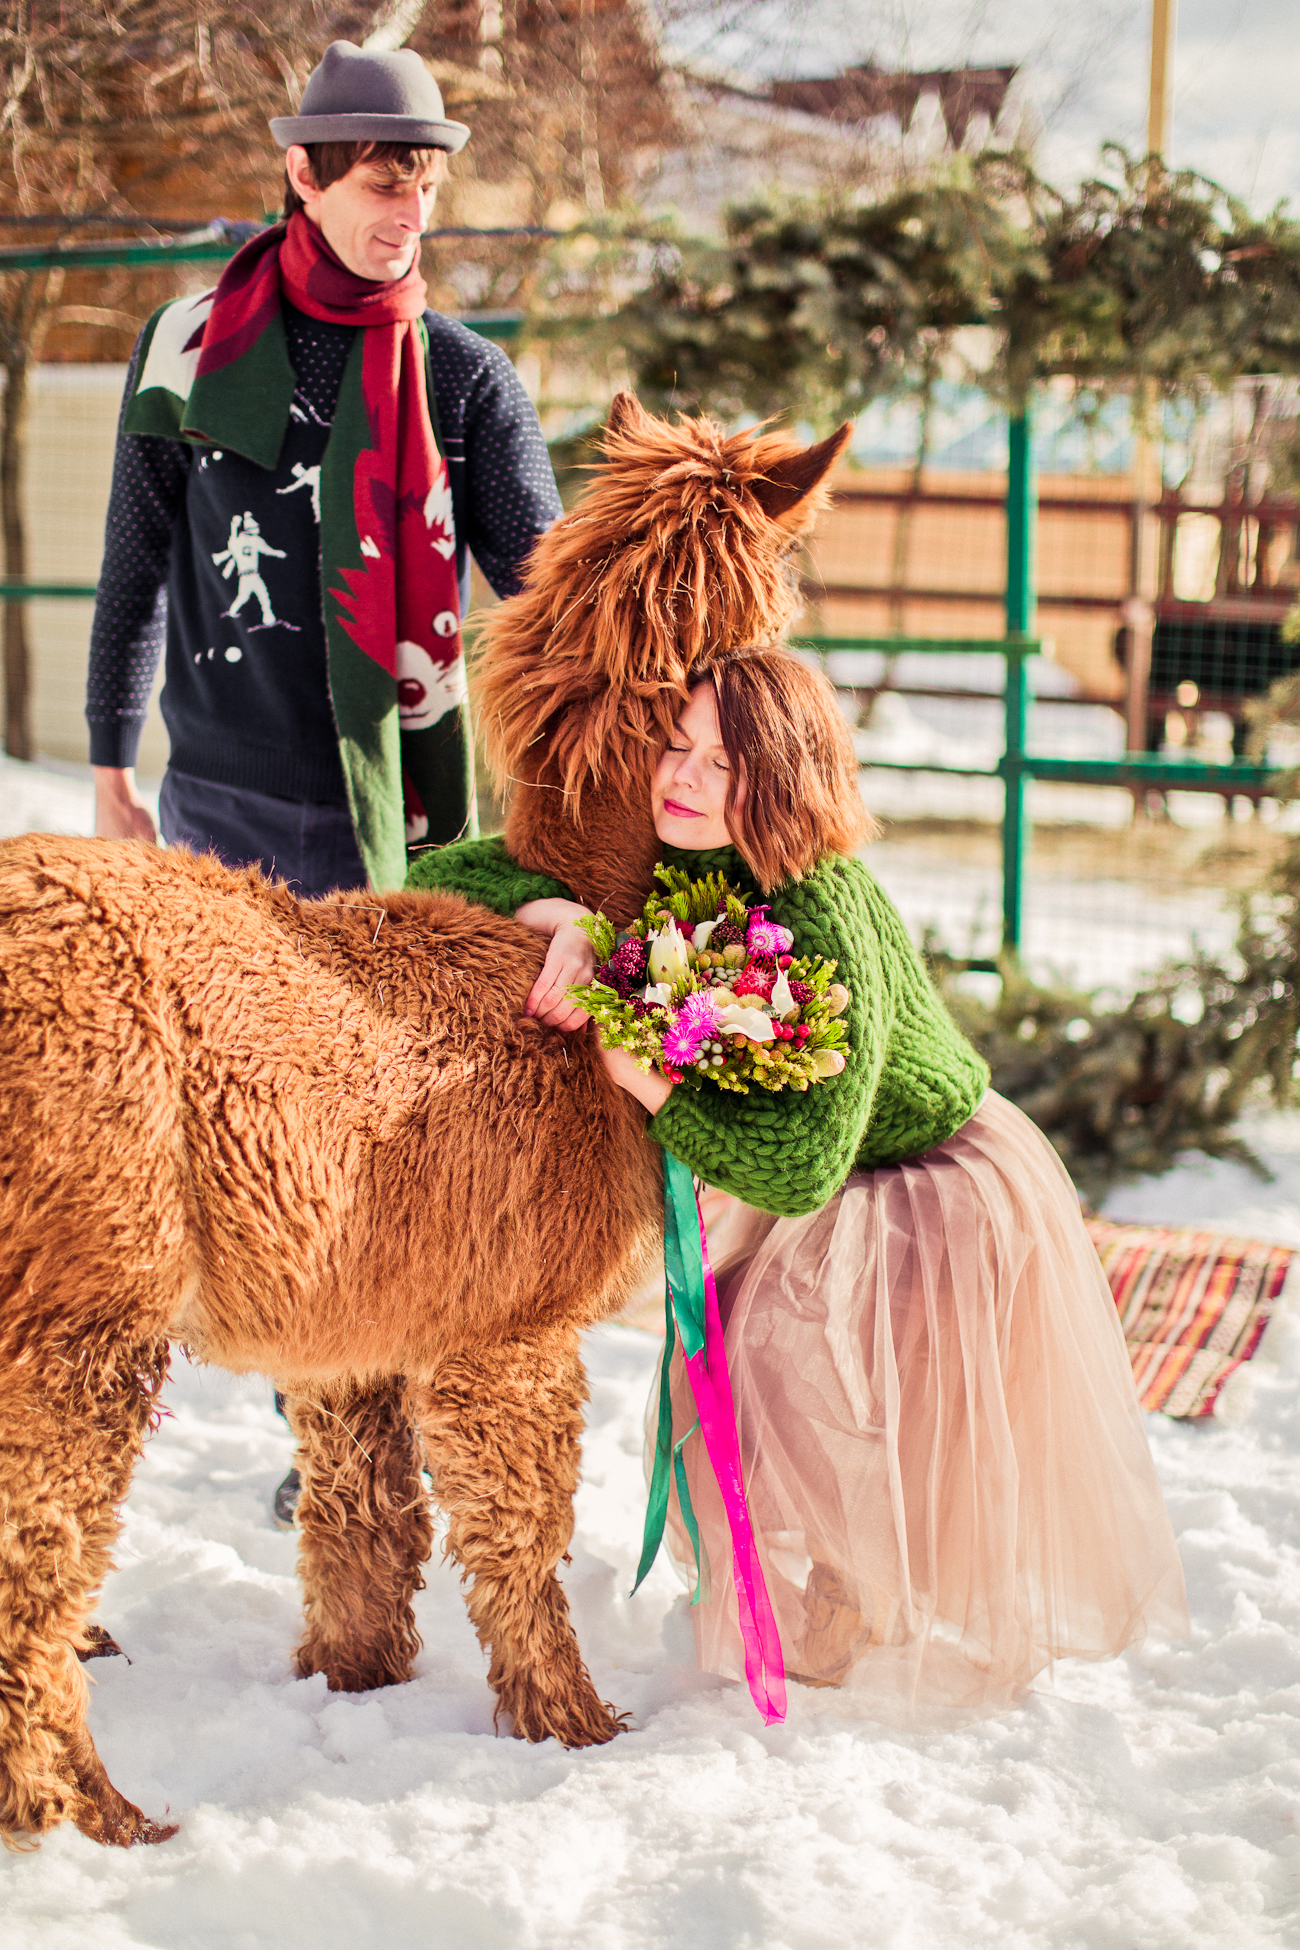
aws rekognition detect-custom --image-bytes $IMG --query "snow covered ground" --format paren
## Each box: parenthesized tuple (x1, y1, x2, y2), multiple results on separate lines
(5, 1132, 1300, 1949)
(0, 754, 159, 842)
(6, 757, 1300, 1946)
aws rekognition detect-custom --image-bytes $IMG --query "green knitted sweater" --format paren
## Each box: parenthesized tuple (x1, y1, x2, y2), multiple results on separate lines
(406, 836, 988, 1217)
(407, 832, 573, 913)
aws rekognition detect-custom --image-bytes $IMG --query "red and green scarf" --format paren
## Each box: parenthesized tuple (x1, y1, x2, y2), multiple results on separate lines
(124, 211, 472, 889)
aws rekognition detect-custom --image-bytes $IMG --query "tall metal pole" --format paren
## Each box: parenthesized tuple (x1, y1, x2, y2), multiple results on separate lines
(1125, 0, 1178, 764)
(1148, 0, 1177, 158)
(1003, 409, 1035, 952)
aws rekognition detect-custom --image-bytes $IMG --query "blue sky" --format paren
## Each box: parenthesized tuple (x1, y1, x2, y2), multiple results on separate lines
(669, 0, 1299, 214)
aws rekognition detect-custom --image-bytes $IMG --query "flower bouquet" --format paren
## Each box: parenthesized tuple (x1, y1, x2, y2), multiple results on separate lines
(569, 865, 850, 1092)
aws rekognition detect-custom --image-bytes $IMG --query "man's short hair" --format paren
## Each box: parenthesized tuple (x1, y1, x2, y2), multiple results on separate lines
(282, 141, 449, 220)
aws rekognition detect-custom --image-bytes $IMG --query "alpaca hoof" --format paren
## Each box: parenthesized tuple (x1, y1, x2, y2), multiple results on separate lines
(294, 1643, 412, 1694)
(76, 1623, 127, 1663)
(73, 1789, 177, 1848)
(497, 1677, 627, 1749)
(66, 1726, 177, 1847)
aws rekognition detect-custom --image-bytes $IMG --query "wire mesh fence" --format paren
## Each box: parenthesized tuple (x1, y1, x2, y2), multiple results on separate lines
(808, 379, 1300, 997)
(7, 364, 138, 766)
(4, 264, 1299, 1011)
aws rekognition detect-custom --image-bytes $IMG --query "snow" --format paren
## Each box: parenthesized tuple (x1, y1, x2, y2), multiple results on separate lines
(6, 760, 1300, 1946)
(8, 1203, 1300, 1949)
(0, 753, 159, 842)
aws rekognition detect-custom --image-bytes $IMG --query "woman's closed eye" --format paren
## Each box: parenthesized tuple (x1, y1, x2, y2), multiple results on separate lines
(667, 741, 727, 770)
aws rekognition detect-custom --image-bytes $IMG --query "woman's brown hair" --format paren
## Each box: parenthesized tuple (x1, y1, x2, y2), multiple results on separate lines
(689, 642, 878, 891)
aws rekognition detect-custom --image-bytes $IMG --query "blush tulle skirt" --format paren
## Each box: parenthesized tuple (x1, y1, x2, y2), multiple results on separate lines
(655, 1091, 1188, 1720)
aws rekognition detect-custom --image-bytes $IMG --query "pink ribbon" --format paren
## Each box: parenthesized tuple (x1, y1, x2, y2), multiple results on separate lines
(678, 1195, 787, 1725)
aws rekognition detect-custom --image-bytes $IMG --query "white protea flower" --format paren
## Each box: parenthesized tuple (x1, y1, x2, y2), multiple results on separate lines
(647, 918, 693, 988)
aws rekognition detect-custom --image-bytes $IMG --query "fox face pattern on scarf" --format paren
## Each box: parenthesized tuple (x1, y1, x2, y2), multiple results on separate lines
(123, 211, 472, 889)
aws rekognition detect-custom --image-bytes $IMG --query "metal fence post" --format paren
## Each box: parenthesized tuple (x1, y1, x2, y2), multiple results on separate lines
(1003, 408, 1036, 953)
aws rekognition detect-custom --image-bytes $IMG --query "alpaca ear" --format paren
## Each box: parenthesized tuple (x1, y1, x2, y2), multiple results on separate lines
(751, 424, 853, 525)
(605, 390, 652, 440)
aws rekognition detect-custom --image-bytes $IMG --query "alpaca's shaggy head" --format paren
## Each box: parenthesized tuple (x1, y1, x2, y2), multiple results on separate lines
(475, 392, 851, 807)
(472, 392, 849, 919)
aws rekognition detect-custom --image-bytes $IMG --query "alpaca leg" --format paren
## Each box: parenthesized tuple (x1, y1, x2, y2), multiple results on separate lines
(0, 1334, 176, 1848)
(412, 1329, 624, 1748)
(288, 1378, 434, 1694)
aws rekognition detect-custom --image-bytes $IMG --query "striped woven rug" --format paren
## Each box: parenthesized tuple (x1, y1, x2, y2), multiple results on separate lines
(1085, 1218, 1295, 1420)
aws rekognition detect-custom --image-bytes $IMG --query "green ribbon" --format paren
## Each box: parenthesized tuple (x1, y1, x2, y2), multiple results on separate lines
(632, 1152, 708, 1598)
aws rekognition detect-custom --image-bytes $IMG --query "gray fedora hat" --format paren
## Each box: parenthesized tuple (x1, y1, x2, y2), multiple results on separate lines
(270, 41, 471, 154)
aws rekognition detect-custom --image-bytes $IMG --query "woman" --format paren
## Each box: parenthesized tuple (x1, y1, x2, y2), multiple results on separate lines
(415, 643, 1187, 1719)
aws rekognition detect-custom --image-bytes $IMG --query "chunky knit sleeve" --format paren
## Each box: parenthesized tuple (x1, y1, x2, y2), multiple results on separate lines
(404, 833, 575, 914)
(647, 857, 897, 1217)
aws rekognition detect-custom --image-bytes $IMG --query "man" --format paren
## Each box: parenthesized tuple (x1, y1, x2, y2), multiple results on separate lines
(87, 39, 562, 895)
(87, 42, 563, 1524)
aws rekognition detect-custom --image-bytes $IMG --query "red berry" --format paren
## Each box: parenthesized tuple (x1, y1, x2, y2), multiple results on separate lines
(778, 954, 793, 969)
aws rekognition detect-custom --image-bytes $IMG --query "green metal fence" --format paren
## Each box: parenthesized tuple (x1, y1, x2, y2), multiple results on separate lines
(800, 405, 1281, 970)
(0, 224, 518, 610)
(0, 223, 1285, 976)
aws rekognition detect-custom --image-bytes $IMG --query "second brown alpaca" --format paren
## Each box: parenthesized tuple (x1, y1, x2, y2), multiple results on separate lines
(0, 393, 849, 1849)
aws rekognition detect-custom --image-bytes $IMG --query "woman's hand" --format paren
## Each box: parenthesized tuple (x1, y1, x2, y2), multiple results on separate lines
(515, 898, 598, 1030)
(597, 1041, 674, 1115)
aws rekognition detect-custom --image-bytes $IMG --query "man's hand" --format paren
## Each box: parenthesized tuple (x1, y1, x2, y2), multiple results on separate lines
(93, 766, 158, 845)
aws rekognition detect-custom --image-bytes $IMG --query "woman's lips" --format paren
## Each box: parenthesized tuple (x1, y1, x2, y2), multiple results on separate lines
(662, 798, 702, 818)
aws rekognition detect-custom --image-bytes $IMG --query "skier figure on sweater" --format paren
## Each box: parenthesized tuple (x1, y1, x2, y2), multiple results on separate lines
(213, 513, 285, 627)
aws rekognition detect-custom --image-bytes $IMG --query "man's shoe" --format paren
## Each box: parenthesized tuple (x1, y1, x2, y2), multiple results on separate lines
(273, 1468, 302, 1529)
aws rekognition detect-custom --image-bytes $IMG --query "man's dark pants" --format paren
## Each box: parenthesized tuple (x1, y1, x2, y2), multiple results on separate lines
(158, 771, 369, 898)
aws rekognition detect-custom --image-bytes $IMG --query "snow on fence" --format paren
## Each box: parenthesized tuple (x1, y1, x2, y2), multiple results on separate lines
(810, 631, 1290, 996)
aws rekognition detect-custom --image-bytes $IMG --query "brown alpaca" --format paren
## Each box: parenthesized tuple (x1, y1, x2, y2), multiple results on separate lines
(0, 392, 849, 1849)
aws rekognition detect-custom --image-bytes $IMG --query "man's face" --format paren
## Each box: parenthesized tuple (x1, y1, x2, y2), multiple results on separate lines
(286, 146, 441, 282)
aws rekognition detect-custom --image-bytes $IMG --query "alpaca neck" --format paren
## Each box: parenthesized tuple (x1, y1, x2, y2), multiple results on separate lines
(505, 768, 659, 927)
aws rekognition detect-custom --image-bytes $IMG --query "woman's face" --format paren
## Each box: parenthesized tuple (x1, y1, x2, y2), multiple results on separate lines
(652, 682, 738, 850)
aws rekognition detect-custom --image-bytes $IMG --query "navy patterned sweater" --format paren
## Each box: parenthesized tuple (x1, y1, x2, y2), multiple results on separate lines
(86, 306, 561, 799)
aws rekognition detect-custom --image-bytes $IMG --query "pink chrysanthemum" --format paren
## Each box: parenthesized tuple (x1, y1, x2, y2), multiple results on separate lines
(747, 908, 794, 956)
(661, 990, 718, 1066)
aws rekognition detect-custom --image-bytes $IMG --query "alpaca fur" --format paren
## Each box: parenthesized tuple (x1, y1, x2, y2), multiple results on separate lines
(0, 391, 849, 1848)
(477, 396, 850, 919)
